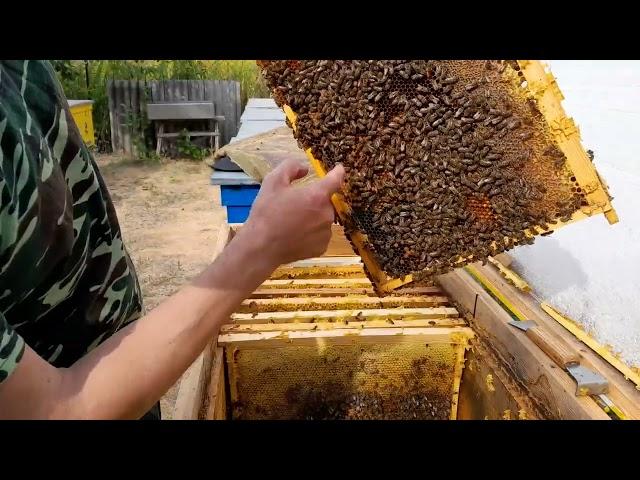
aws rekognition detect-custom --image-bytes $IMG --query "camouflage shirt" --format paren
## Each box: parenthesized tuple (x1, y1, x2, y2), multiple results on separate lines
(0, 60, 143, 384)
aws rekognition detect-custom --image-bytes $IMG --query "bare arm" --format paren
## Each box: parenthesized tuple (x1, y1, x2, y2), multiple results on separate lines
(0, 160, 345, 419)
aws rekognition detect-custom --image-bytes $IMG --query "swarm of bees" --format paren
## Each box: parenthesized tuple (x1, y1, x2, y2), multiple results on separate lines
(258, 60, 585, 280)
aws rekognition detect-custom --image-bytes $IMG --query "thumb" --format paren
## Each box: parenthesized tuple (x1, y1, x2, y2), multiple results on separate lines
(315, 163, 345, 198)
(265, 160, 309, 189)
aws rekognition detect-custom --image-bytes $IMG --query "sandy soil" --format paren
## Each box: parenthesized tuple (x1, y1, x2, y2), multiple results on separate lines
(96, 154, 226, 419)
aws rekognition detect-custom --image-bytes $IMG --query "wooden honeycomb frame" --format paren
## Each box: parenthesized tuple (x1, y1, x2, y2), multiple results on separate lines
(278, 60, 618, 293)
(218, 255, 474, 420)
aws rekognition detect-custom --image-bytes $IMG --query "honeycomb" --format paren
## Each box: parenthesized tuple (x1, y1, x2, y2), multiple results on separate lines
(257, 60, 615, 288)
(226, 342, 461, 420)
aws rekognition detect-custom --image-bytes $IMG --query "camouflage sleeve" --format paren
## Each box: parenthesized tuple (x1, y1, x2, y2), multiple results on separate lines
(0, 310, 25, 384)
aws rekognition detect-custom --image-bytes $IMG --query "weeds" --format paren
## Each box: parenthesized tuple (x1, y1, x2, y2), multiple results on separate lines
(52, 60, 269, 155)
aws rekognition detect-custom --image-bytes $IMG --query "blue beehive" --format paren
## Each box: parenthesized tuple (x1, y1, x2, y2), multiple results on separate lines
(211, 98, 286, 223)
(219, 184, 260, 223)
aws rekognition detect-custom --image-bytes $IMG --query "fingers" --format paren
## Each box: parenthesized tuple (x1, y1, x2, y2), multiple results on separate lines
(314, 163, 345, 198)
(264, 159, 309, 189)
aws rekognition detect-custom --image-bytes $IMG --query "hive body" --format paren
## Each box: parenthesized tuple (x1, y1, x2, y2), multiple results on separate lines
(219, 254, 473, 420)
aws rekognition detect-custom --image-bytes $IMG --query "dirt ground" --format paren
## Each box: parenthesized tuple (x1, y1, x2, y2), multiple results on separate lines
(96, 154, 226, 419)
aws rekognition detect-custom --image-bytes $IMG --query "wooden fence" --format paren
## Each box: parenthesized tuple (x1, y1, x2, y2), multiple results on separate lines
(107, 79, 241, 155)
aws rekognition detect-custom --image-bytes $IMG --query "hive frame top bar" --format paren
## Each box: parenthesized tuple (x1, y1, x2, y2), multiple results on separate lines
(279, 60, 618, 293)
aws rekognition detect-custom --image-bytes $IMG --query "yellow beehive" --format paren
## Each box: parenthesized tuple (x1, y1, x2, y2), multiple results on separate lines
(68, 99, 96, 147)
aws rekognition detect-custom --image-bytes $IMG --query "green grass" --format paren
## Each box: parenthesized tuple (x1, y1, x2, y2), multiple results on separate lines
(52, 60, 270, 152)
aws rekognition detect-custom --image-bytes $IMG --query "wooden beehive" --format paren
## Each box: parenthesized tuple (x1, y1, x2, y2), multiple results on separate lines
(173, 224, 640, 421)
(218, 248, 473, 420)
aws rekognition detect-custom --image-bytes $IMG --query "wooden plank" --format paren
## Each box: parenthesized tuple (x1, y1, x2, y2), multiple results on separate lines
(213, 80, 224, 142)
(196, 80, 205, 101)
(129, 80, 139, 157)
(225, 347, 239, 409)
(163, 80, 173, 101)
(287, 256, 362, 267)
(137, 80, 146, 149)
(114, 80, 126, 153)
(251, 286, 443, 298)
(204, 80, 214, 111)
(270, 264, 365, 280)
(130, 79, 139, 111)
(204, 347, 226, 420)
(221, 318, 467, 333)
(223, 81, 235, 146)
(219, 326, 474, 348)
(251, 287, 374, 298)
(158, 131, 219, 138)
(178, 80, 188, 101)
(524, 326, 581, 369)
(172, 225, 231, 420)
(204, 80, 216, 149)
(122, 80, 133, 155)
(136, 80, 147, 155)
(117, 80, 131, 155)
(213, 356, 226, 420)
(107, 79, 118, 152)
(150, 80, 162, 102)
(238, 295, 450, 313)
(396, 286, 443, 295)
(260, 279, 373, 289)
(231, 81, 240, 137)
(218, 80, 228, 144)
(221, 81, 231, 141)
(450, 344, 467, 419)
(234, 81, 241, 133)
(227, 80, 235, 124)
(231, 307, 459, 324)
(172, 80, 180, 101)
(137, 80, 147, 116)
(477, 263, 640, 420)
(149, 81, 160, 153)
(437, 269, 609, 420)
(172, 80, 181, 101)
(220, 80, 236, 144)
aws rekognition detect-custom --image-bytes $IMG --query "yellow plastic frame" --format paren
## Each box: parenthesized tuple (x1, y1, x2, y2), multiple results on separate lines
(280, 60, 618, 292)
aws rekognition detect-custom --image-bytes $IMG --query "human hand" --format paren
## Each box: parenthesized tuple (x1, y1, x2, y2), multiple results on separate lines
(238, 159, 345, 270)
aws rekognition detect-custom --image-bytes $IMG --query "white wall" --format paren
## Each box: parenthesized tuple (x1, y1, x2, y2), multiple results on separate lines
(509, 61, 640, 366)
